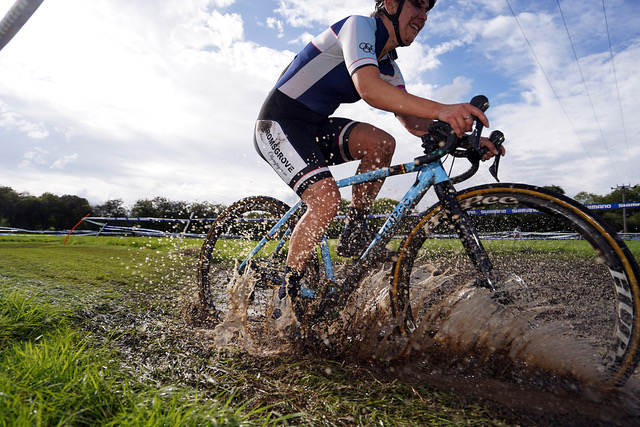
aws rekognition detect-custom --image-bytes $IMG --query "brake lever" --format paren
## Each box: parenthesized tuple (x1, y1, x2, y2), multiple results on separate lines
(488, 130, 505, 182)
(468, 95, 490, 151)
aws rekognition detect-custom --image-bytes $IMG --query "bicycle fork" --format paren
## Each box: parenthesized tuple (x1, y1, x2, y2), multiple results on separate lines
(434, 181, 497, 291)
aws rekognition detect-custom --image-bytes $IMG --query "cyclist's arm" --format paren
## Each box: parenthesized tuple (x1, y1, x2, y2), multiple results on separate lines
(352, 65, 489, 136)
(396, 114, 433, 137)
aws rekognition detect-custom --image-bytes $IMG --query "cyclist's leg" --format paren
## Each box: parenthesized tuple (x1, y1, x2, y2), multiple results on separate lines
(286, 177, 340, 272)
(255, 113, 342, 304)
(345, 123, 396, 211)
(322, 122, 396, 256)
(315, 119, 395, 211)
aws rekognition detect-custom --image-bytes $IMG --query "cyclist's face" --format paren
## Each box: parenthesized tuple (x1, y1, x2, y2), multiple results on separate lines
(397, 0, 429, 45)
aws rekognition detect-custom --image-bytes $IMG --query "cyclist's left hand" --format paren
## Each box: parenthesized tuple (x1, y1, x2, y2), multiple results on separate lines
(480, 137, 505, 161)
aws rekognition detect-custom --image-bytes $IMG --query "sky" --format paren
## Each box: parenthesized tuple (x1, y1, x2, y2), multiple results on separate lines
(0, 0, 638, 210)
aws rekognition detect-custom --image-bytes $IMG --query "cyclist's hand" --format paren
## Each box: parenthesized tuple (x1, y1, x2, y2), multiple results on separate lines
(435, 103, 490, 136)
(479, 137, 505, 161)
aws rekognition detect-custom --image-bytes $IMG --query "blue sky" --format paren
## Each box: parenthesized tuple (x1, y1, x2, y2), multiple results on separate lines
(0, 0, 638, 209)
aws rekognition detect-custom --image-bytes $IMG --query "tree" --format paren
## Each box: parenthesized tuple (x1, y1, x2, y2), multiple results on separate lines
(0, 186, 21, 227)
(58, 195, 92, 229)
(188, 201, 226, 234)
(13, 196, 48, 229)
(131, 197, 189, 218)
(599, 185, 640, 232)
(574, 191, 603, 205)
(2, 190, 91, 230)
(130, 197, 193, 232)
(93, 199, 128, 217)
(542, 185, 565, 195)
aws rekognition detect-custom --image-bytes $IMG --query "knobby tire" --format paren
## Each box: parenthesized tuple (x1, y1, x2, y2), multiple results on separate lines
(391, 183, 640, 387)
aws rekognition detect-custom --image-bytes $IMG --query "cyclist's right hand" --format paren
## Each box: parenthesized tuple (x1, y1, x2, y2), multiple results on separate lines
(434, 103, 490, 137)
(479, 137, 505, 160)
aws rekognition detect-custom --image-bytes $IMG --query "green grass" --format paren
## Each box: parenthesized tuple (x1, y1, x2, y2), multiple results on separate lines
(0, 236, 519, 425)
(0, 292, 277, 426)
(413, 237, 640, 261)
(3, 235, 635, 425)
(0, 236, 199, 312)
(195, 231, 640, 266)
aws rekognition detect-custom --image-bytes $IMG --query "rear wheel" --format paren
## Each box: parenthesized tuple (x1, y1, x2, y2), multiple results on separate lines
(391, 183, 640, 386)
(198, 196, 297, 326)
(198, 196, 322, 330)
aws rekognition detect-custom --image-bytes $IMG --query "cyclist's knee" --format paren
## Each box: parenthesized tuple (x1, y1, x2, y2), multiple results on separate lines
(349, 124, 396, 163)
(302, 178, 340, 218)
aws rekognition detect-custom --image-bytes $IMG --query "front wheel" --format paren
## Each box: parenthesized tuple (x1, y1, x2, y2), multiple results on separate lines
(391, 183, 640, 387)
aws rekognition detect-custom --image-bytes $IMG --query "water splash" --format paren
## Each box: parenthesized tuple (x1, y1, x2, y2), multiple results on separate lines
(212, 266, 257, 352)
(209, 262, 640, 388)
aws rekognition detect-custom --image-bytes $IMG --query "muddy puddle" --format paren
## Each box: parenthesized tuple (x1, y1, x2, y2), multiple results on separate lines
(201, 260, 640, 424)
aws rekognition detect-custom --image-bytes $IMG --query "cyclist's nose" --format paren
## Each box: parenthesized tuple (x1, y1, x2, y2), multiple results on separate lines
(419, 7, 428, 21)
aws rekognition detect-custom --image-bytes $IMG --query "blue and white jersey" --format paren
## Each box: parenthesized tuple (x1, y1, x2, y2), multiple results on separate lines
(275, 15, 405, 116)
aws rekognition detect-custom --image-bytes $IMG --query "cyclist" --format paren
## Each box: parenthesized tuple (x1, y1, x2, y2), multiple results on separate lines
(253, 0, 504, 313)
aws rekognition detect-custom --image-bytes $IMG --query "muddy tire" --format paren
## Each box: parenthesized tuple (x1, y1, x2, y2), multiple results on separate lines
(198, 196, 322, 328)
(391, 183, 640, 387)
(198, 196, 295, 322)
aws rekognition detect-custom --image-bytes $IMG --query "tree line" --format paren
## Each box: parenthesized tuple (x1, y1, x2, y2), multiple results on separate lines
(0, 186, 225, 232)
(1, 184, 638, 233)
(574, 186, 640, 233)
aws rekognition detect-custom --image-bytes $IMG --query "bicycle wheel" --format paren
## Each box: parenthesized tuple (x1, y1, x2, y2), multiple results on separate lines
(198, 196, 301, 327)
(391, 183, 640, 386)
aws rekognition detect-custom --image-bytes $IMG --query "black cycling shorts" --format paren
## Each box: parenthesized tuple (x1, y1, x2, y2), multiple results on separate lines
(254, 89, 360, 196)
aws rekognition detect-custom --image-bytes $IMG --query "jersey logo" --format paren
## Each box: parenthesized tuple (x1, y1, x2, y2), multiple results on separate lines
(359, 42, 375, 54)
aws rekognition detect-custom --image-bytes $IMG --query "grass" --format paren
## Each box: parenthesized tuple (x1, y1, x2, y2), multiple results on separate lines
(0, 235, 520, 425)
(411, 237, 640, 261)
(206, 233, 640, 265)
(3, 234, 638, 425)
(0, 236, 198, 312)
(0, 292, 270, 426)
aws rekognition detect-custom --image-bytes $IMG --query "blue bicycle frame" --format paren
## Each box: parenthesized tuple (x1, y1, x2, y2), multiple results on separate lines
(238, 110, 504, 294)
(238, 157, 453, 290)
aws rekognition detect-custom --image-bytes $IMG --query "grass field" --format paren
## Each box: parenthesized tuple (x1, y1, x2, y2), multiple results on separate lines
(0, 235, 515, 426)
(1, 235, 639, 425)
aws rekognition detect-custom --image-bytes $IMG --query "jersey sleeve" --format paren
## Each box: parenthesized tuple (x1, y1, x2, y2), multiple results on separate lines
(337, 15, 379, 75)
(380, 56, 406, 90)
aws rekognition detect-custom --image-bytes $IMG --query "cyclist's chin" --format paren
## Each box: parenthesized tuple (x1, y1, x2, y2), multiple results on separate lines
(402, 33, 418, 46)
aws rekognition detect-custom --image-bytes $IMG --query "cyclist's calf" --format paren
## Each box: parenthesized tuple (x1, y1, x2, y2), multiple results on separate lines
(287, 177, 341, 270)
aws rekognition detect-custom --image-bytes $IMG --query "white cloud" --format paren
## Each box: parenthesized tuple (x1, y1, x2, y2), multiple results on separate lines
(0, 105, 48, 138)
(213, 0, 235, 7)
(266, 17, 284, 38)
(51, 153, 78, 170)
(19, 147, 48, 168)
(0, 0, 638, 208)
(275, 0, 372, 27)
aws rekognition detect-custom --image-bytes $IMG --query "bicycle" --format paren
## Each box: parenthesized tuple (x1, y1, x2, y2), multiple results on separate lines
(198, 95, 640, 387)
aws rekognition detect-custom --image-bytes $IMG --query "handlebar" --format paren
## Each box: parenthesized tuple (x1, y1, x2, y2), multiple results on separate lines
(413, 95, 505, 183)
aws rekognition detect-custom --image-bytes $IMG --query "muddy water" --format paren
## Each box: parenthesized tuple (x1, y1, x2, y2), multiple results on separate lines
(210, 261, 640, 422)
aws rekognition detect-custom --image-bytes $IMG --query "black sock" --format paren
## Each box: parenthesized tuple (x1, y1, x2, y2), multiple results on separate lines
(346, 206, 368, 228)
(279, 266, 303, 300)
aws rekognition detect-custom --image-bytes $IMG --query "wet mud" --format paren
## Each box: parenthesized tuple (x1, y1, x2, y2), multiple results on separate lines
(197, 256, 640, 425)
(76, 252, 640, 426)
